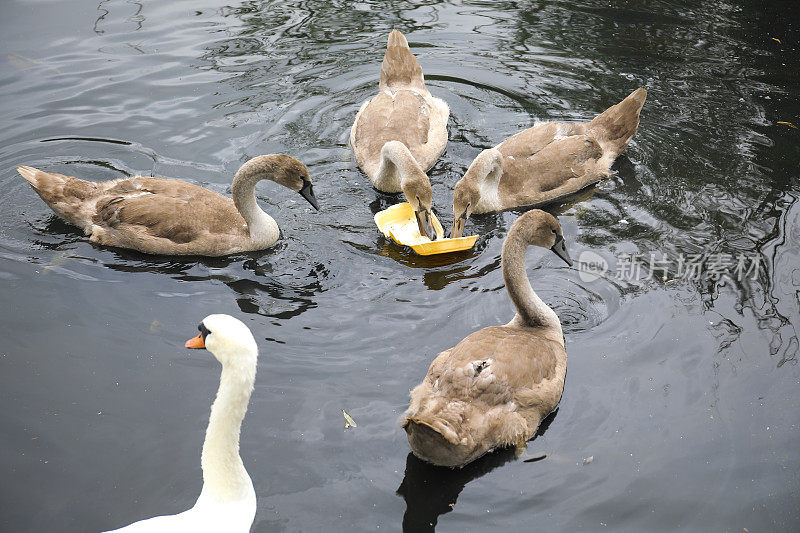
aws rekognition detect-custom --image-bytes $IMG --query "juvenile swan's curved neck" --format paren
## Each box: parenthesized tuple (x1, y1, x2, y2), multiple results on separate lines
(467, 150, 503, 213)
(200, 355, 256, 502)
(502, 227, 563, 340)
(373, 141, 421, 193)
(231, 159, 279, 243)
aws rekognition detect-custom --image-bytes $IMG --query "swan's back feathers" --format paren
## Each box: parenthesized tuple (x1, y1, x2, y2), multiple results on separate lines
(494, 88, 646, 164)
(497, 122, 588, 159)
(380, 30, 427, 94)
(351, 30, 449, 183)
(405, 325, 566, 466)
(88, 181, 251, 255)
(436, 326, 560, 394)
(499, 134, 605, 202)
(588, 87, 647, 157)
(93, 177, 243, 239)
(352, 90, 432, 177)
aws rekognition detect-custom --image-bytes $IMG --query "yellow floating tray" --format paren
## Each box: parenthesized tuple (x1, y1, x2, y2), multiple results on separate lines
(374, 202, 478, 256)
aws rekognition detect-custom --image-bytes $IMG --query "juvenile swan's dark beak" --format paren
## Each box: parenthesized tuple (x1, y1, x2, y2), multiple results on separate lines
(415, 208, 437, 241)
(299, 180, 319, 210)
(550, 234, 572, 266)
(451, 211, 467, 239)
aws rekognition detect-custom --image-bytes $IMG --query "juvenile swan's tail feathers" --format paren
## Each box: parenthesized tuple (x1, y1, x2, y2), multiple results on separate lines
(17, 165, 101, 232)
(589, 88, 647, 157)
(403, 417, 467, 467)
(379, 29, 427, 94)
(404, 415, 461, 446)
(17, 166, 46, 188)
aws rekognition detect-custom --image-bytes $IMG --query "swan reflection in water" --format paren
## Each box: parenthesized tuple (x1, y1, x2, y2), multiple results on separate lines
(397, 410, 557, 532)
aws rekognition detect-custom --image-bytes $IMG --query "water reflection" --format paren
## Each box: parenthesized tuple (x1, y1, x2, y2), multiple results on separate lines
(2, 0, 800, 531)
(489, 0, 800, 367)
(32, 217, 86, 249)
(742, 192, 800, 368)
(397, 410, 558, 532)
(397, 450, 517, 532)
(106, 252, 326, 320)
(30, 212, 325, 320)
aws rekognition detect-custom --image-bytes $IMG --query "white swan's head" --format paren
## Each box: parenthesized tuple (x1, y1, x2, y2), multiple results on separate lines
(451, 148, 503, 238)
(186, 314, 258, 367)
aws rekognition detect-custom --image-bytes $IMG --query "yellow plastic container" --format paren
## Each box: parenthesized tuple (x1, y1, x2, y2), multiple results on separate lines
(374, 203, 478, 256)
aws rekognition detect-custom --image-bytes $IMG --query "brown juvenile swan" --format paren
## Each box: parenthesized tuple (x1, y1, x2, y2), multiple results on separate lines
(404, 210, 572, 467)
(17, 154, 318, 256)
(351, 29, 449, 240)
(451, 88, 646, 238)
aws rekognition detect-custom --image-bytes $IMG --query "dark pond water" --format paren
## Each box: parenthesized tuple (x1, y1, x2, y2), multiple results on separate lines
(2, 0, 799, 531)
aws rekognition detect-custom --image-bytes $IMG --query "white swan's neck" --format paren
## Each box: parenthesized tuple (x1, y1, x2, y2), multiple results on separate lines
(373, 141, 420, 193)
(231, 163, 280, 246)
(200, 360, 255, 503)
(502, 229, 563, 340)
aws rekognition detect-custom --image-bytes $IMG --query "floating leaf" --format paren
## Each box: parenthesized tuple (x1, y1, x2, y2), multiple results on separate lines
(342, 409, 357, 429)
(522, 452, 547, 463)
(777, 121, 798, 129)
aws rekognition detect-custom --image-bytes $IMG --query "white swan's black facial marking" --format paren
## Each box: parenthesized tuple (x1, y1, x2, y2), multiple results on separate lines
(198, 322, 211, 343)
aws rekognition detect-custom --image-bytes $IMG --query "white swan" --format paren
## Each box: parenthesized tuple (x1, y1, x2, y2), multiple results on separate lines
(103, 314, 258, 532)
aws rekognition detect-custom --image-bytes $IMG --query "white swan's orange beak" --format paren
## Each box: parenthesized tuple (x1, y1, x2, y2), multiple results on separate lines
(185, 333, 205, 349)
